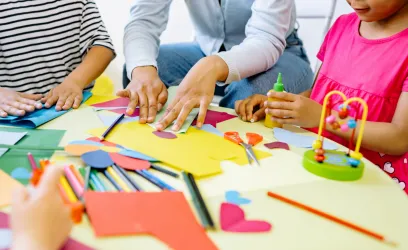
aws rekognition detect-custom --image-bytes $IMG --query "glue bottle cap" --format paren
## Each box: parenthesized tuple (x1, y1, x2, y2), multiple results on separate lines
(274, 73, 284, 92)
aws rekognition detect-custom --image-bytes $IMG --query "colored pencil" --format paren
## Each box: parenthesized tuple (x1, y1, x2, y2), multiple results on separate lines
(266, 191, 397, 247)
(186, 172, 214, 229)
(112, 164, 139, 191)
(135, 170, 176, 191)
(64, 166, 84, 197)
(64, 172, 80, 200)
(90, 170, 106, 192)
(104, 170, 123, 191)
(150, 164, 179, 178)
(59, 176, 77, 203)
(27, 152, 38, 171)
(58, 185, 71, 204)
(114, 165, 142, 191)
(135, 170, 164, 190)
(107, 167, 131, 192)
(69, 165, 84, 186)
(182, 172, 209, 228)
(0, 144, 64, 151)
(100, 113, 125, 141)
(83, 166, 91, 192)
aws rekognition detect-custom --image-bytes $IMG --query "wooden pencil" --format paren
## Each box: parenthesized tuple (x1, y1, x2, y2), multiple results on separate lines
(107, 167, 130, 192)
(90, 170, 106, 192)
(104, 169, 123, 191)
(100, 113, 125, 141)
(267, 191, 397, 247)
(112, 164, 139, 191)
(150, 164, 179, 178)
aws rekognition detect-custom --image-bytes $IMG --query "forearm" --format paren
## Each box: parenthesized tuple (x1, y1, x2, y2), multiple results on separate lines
(67, 46, 114, 89)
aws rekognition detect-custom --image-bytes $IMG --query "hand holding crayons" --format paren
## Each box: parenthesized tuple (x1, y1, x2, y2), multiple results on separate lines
(11, 165, 73, 250)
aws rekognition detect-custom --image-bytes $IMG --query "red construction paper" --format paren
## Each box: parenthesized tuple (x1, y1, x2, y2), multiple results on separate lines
(91, 98, 130, 108)
(220, 203, 272, 233)
(87, 137, 117, 147)
(192, 110, 236, 127)
(109, 153, 150, 170)
(152, 131, 177, 139)
(264, 142, 290, 150)
(84, 192, 217, 250)
(110, 108, 139, 118)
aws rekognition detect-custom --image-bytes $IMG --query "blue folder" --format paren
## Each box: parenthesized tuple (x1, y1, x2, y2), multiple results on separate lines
(0, 91, 92, 128)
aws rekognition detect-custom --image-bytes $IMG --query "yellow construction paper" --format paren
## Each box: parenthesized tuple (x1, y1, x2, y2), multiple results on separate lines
(92, 75, 115, 96)
(87, 122, 271, 177)
(0, 170, 23, 208)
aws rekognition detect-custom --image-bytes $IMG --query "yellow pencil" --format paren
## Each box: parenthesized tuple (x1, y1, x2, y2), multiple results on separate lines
(107, 167, 131, 192)
(59, 176, 78, 203)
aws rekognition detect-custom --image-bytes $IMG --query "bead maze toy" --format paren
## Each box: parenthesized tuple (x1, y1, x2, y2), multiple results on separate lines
(302, 91, 368, 181)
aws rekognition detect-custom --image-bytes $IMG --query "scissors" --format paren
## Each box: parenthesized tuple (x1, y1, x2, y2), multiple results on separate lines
(224, 132, 263, 166)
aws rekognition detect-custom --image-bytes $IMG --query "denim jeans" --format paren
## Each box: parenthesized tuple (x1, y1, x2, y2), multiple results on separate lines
(123, 31, 314, 109)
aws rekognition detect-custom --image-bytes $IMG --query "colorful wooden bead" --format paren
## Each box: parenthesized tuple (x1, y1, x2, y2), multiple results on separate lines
(331, 122, 340, 130)
(350, 151, 363, 160)
(315, 149, 325, 156)
(338, 104, 350, 110)
(348, 119, 357, 129)
(315, 155, 325, 162)
(312, 140, 322, 150)
(326, 115, 336, 124)
(340, 123, 349, 132)
(338, 109, 348, 119)
(347, 158, 360, 167)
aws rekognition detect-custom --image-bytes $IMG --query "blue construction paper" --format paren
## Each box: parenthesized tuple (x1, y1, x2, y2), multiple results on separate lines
(10, 167, 32, 180)
(225, 190, 251, 205)
(0, 92, 92, 128)
(68, 140, 104, 147)
(195, 124, 223, 137)
(97, 113, 139, 126)
(0, 229, 12, 249)
(119, 149, 159, 162)
(273, 128, 338, 150)
(81, 150, 113, 169)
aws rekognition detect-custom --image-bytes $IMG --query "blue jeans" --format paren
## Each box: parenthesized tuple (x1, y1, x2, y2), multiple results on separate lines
(123, 31, 314, 109)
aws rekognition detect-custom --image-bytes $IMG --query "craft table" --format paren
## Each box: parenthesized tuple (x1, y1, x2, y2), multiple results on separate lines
(2, 103, 408, 250)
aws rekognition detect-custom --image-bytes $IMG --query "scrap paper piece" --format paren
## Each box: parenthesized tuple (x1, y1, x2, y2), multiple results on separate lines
(81, 150, 114, 169)
(220, 202, 271, 233)
(153, 131, 177, 139)
(92, 75, 114, 96)
(91, 97, 140, 117)
(0, 92, 92, 129)
(10, 167, 31, 180)
(195, 124, 223, 137)
(65, 144, 100, 156)
(84, 191, 218, 250)
(97, 113, 139, 126)
(0, 170, 24, 208)
(109, 153, 150, 170)
(0, 131, 27, 157)
(273, 128, 338, 150)
(264, 142, 290, 150)
(225, 191, 251, 205)
(87, 122, 271, 177)
(192, 110, 236, 127)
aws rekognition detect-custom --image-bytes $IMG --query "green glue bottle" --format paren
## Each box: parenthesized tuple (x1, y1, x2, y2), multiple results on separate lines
(264, 73, 284, 128)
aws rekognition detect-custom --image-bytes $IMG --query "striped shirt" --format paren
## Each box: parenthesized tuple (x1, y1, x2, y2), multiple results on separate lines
(0, 0, 115, 94)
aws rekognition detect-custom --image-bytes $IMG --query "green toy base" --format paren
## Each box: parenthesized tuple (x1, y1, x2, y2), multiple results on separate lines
(303, 150, 364, 181)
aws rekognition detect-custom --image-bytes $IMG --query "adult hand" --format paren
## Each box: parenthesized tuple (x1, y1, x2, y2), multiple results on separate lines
(117, 66, 168, 123)
(41, 78, 83, 111)
(11, 166, 72, 250)
(235, 94, 268, 122)
(0, 88, 42, 117)
(265, 92, 322, 128)
(155, 56, 228, 131)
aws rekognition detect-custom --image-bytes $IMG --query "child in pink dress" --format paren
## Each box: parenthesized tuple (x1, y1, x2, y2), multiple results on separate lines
(235, 0, 408, 193)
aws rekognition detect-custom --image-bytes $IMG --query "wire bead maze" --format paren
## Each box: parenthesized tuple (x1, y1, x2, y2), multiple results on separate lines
(302, 91, 368, 181)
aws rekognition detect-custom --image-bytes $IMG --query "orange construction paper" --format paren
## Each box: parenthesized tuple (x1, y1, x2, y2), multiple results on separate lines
(64, 144, 99, 156)
(84, 191, 218, 250)
(0, 170, 23, 208)
(109, 153, 150, 170)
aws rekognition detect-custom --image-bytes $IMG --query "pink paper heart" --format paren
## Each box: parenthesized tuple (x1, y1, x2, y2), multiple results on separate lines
(220, 203, 271, 233)
(264, 142, 290, 150)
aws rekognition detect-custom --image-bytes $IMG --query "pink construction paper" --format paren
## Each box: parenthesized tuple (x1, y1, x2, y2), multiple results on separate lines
(192, 110, 236, 127)
(220, 203, 272, 233)
(111, 108, 139, 118)
(264, 142, 290, 150)
(153, 131, 177, 139)
(92, 98, 130, 108)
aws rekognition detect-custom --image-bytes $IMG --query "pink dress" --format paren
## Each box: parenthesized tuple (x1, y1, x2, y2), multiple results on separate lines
(309, 13, 408, 193)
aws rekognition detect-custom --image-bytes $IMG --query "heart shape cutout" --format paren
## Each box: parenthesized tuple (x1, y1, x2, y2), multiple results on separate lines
(220, 202, 271, 233)
(225, 191, 251, 205)
(383, 162, 394, 174)
(10, 167, 31, 180)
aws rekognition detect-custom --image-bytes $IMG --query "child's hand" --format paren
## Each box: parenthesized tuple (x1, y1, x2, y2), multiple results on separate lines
(42, 79, 83, 111)
(265, 92, 322, 128)
(11, 166, 72, 250)
(0, 88, 43, 117)
(235, 94, 268, 122)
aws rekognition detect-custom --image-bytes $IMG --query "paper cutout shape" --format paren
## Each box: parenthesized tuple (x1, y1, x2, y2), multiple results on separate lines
(67, 138, 155, 169)
(84, 191, 217, 250)
(109, 153, 150, 170)
(97, 113, 139, 126)
(274, 128, 338, 150)
(220, 202, 271, 233)
(192, 110, 236, 127)
(91, 98, 140, 117)
(0, 131, 27, 157)
(10, 167, 31, 180)
(87, 122, 271, 177)
(195, 124, 223, 137)
(153, 131, 177, 139)
(0, 170, 24, 208)
(0, 92, 92, 128)
(225, 191, 251, 205)
(84, 95, 117, 106)
(92, 75, 115, 96)
(0, 212, 93, 250)
(264, 142, 290, 150)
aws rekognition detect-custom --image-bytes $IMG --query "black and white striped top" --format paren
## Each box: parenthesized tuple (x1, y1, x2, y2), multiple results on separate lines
(0, 0, 115, 94)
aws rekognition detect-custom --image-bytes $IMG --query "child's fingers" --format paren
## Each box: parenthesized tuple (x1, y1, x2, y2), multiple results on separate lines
(0, 104, 25, 116)
(37, 165, 64, 196)
(73, 95, 82, 109)
(45, 95, 59, 108)
(252, 107, 267, 122)
(266, 108, 296, 119)
(265, 100, 294, 110)
(55, 95, 68, 111)
(10, 100, 35, 112)
(196, 99, 210, 128)
(0, 108, 7, 117)
(234, 100, 242, 115)
(12, 186, 29, 205)
(238, 99, 250, 121)
(19, 93, 43, 101)
(17, 96, 41, 109)
(268, 91, 296, 102)
(245, 96, 264, 121)
(62, 95, 75, 110)
(126, 90, 139, 116)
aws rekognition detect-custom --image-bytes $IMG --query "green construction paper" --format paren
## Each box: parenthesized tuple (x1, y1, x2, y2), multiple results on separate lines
(0, 127, 65, 185)
(147, 87, 199, 134)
